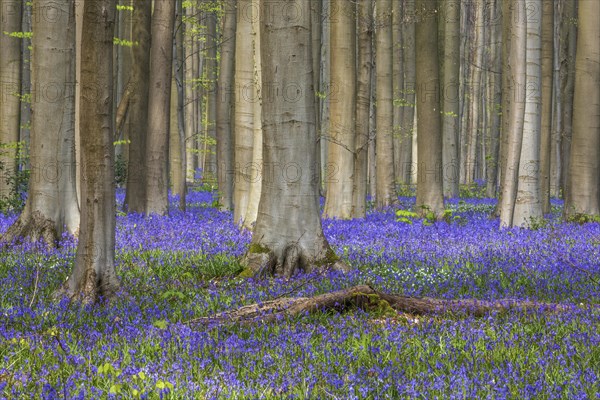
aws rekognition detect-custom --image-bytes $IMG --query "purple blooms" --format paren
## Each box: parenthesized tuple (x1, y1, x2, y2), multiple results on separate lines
(0, 191, 598, 398)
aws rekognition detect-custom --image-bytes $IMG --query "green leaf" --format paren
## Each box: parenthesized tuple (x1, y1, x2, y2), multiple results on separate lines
(153, 320, 168, 330)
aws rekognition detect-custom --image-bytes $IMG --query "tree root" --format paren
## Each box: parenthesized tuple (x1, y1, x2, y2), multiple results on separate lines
(1, 211, 59, 249)
(185, 284, 586, 326)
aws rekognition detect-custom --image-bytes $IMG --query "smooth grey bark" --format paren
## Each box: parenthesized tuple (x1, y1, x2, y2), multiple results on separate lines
(540, 0, 553, 213)
(145, 0, 176, 216)
(124, 0, 151, 213)
(2, 0, 79, 247)
(352, 0, 373, 218)
(565, 0, 600, 218)
(512, 0, 543, 227)
(375, 0, 397, 208)
(233, 0, 254, 225)
(184, 1, 197, 182)
(202, 8, 218, 183)
(0, 0, 22, 197)
(243, 0, 349, 278)
(19, 1, 32, 170)
(441, 0, 460, 198)
(323, 0, 356, 219)
(311, 0, 323, 195)
(59, 0, 119, 303)
(392, 0, 403, 182)
(398, 0, 415, 185)
(216, 0, 236, 211)
(499, 0, 527, 227)
(172, 0, 186, 211)
(415, 0, 444, 217)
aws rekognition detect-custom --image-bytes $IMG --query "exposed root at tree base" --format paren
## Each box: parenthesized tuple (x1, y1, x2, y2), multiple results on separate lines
(1, 211, 58, 249)
(186, 285, 588, 326)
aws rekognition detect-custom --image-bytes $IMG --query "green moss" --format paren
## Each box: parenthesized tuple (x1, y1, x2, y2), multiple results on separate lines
(248, 243, 270, 254)
(354, 292, 397, 318)
(238, 268, 256, 278)
(315, 247, 340, 267)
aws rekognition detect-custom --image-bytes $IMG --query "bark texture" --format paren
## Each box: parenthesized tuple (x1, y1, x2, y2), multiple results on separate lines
(242, 0, 349, 278)
(58, 0, 119, 303)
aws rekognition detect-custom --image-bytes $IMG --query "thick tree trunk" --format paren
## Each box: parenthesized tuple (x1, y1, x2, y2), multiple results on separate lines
(145, 0, 176, 216)
(499, 0, 527, 227)
(0, 0, 22, 197)
(2, 0, 79, 247)
(392, 0, 403, 183)
(540, 0, 553, 213)
(441, 0, 460, 198)
(375, 0, 397, 208)
(124, 0, 151, 213)
(565, 0, 600, 218)
(19, 1, 32, 172)
(242, 0, 349, 278)
(311, 0, 323, 197)
(188, 285, 577, 326)
(415, 0, 444, 218)
(398, 0, 415, 185)
(323, 0, 356, 219)
(233, 0, 255, 225)
(352, 0, 373, 218)
(58, 0, 119, 303)
(512, 0, 543, 227)
(216, 0, 236, 211)
(202, 9, 218, 184)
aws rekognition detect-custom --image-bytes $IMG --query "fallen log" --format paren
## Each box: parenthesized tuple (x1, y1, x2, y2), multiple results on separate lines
(185, 285, 583, 326)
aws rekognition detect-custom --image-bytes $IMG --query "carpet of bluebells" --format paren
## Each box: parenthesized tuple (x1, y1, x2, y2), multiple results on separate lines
(0, 189, 599, 399)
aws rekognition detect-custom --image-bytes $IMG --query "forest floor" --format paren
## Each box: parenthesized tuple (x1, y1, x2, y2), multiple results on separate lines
(0, 189, 598, 399)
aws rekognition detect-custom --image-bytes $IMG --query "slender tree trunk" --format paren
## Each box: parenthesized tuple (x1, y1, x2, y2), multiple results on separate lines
(398, 0, 415, 185)
(352, 0, 373, 218)
(540, 0, 553, 213)
(243, 0, 349, 278)
(499, 0, 527, 227)
(312, 0, 323, 195)
(415, 0, 444, 217)
(441, 0, 460, 198)
(19, 1, 32, 171)
(145, 0, 176, 216)
(172, 0, 187, 210)
(512, 0, 543, 227)
(233, 0, 255, 225)
(0, 0, 22, 197)
(375, 0, 397, 208)
(216, 0, 236, 211)
(184, 1, 197, 182)
(323, 0, 356, 219)
(203, 8, 218, 184)
(565, 0, 600, 218)
(243, 0, 262, 229)
(59, 0, 119, 303)
(559, 0, 577, 197)
(392, 0, 403, 183)
(124, 0, 151, 213)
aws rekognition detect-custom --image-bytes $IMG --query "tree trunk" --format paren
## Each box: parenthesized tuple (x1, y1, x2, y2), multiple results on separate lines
(565, 0, 600, 218)
(323, 0, 356, 219)
(392, 0, 403, 183)
(174, 0, 187, 211)
(145, 0, 176, 216)
(415, 0, 444, 218)
(352, 0, 373, 218)
(216, 0, 236, 211)
(0, 0, 22, 198)
(375, 0, 397, 208)
(398, 0, 415, 185)
(19, 1, 32, 173)
(233, 0, 255, 225)
(499, 0, 527, 228)
(242, 0, 263, 229)
(202, 8, 218, 184)
(124, 0, 151, 213)
(184, 1, 197, 183)
(242, 0, 349, 278)
(512, 0, 543, 227)
(540, 0, 553, 213)
(312, 0, 323, 196)
(2, 0, 79, 247)
(441, 0, 460, 198)
(58, 0, 119, 303)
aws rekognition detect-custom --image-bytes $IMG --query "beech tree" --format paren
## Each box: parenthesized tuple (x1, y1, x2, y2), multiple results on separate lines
(58, 0, 119, 302)
(145, 0, 176, 216)
(323, 0, 356, 219)
(415, 0, 444, 217)
(0, 0, 22, 197)
(242, 0, 349, 277)
(565, 0, 600, 218)
(2, 0, 79, 247)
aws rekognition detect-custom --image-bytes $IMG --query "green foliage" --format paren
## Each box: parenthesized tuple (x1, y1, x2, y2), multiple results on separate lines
(0, 141, 29, 212)
(113, 37, 135, 47)
(565, 213, 600, 225)
(396, 208, 456, 225)
(114, 154, 127, 187)
(3, 31, 32, 39)
(395, 209, 419, 224)
(459, 181, 487, 198)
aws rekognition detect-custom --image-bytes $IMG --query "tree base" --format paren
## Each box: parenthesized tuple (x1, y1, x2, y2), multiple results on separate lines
(241, 243, 352, 279)
(1, 211, 59, 248)
(53, 268, 120, 305)
(186, 285, 580, 326)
